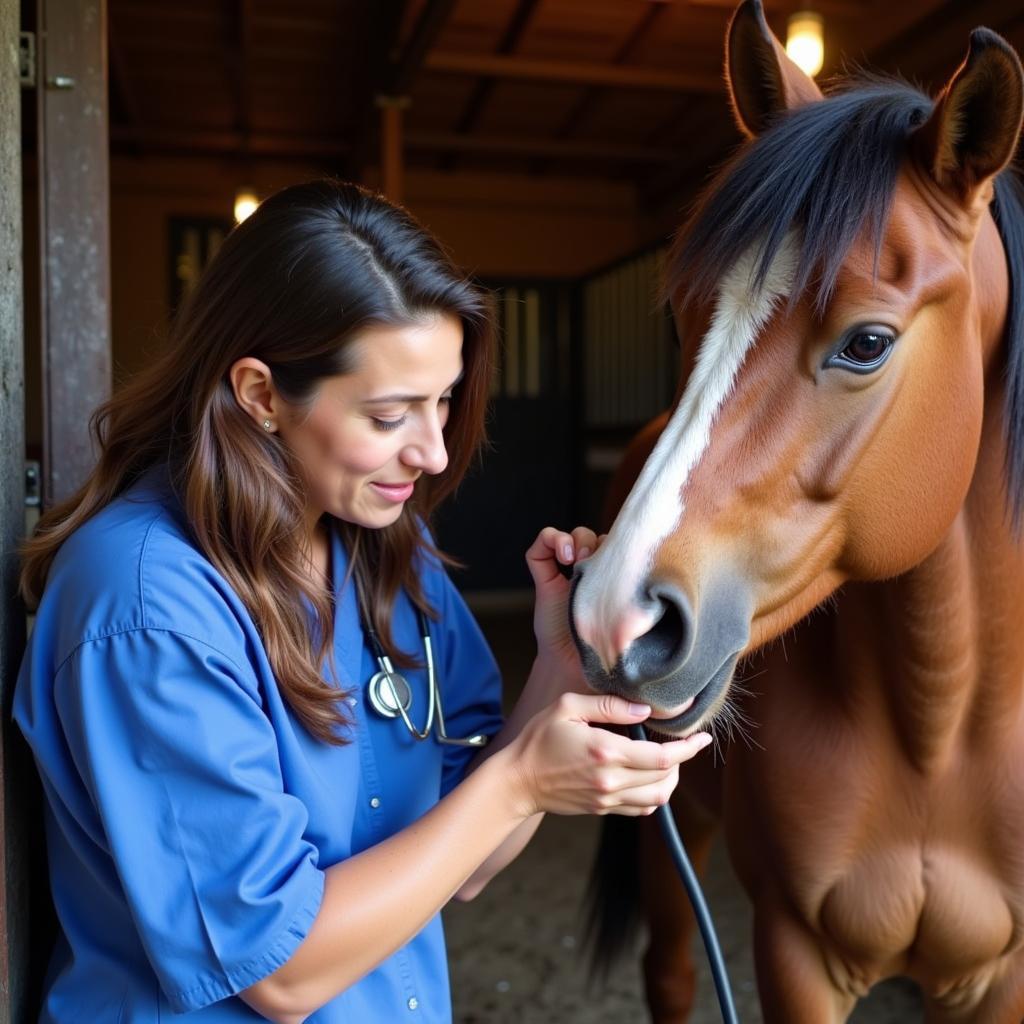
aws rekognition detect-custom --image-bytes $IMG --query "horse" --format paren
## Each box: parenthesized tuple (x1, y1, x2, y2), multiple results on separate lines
(570, 2, 1024, 1021)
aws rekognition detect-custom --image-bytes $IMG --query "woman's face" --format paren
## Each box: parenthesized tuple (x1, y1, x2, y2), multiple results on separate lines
(278, 314, 464, 531)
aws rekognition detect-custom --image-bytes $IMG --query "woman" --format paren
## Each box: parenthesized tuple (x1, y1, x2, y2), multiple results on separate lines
(14, 180, 712, 1023)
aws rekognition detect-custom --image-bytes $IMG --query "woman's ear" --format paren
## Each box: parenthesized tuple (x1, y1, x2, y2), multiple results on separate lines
(915, 28, 1024, 206)
(229, 357, 280, 431)
(726, 0, 823, 139)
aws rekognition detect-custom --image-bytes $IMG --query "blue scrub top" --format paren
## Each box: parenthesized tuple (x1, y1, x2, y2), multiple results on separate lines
(13, 467, 504, 1022)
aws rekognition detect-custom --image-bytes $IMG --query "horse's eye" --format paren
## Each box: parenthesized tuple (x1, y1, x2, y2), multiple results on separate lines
(827, 327, 896, 374)
(844, 332, 891, 363)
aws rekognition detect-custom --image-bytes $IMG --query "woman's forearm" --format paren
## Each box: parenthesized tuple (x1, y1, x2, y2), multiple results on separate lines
(452, 811, 544, 901)
(452, 655, 568, 898)
(241, 751, 529, 1022)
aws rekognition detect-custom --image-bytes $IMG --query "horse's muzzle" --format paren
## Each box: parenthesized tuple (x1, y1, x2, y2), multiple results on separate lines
(570, 569, 753, 735)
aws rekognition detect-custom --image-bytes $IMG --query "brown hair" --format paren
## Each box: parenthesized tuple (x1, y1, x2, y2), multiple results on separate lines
(20, 179, 495, 743)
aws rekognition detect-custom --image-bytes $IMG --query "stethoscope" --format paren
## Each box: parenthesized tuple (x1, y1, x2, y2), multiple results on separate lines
(357, 582, 487, 748)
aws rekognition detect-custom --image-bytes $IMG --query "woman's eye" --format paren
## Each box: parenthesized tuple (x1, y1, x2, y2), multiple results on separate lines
(828, 327, 896, 373)
(372, 416, 406, 432)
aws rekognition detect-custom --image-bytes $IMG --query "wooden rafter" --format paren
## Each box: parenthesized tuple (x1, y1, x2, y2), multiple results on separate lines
(352, 0, 457, 182)
(109, 126, 351, 159)
(454, 0, 542, 135)
(389, 0, 460, 95)
(530, 2, 672, 177)
(406, 131, 680, 164)
(351, 1, 408, 181)
(108, 125, 682, 166)
(553, 3, 670, 141)
(424, 52, 721, 93)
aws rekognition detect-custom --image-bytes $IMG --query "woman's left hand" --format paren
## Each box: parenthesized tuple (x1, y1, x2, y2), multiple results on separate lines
(525, 526, 604, 691)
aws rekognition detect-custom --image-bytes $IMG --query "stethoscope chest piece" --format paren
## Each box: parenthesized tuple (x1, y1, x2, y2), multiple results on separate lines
(367, 669, 413, 719)
(356, 577, 487, 748)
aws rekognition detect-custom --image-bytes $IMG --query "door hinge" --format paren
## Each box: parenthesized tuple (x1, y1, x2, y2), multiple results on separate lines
(24, 460, 41, 508)
(19, 31, 36, 89)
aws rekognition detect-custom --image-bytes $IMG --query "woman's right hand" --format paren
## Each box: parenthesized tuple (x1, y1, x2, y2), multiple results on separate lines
(504, 692, 713, 818)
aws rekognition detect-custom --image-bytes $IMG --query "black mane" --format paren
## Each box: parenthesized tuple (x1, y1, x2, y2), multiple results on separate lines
(993, 171, 1024, 530)
(666, 77, 1024, 528)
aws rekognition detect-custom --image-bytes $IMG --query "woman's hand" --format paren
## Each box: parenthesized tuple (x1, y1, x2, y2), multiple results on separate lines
(525, 525, 603, 687)
(505, 692, 712, 818)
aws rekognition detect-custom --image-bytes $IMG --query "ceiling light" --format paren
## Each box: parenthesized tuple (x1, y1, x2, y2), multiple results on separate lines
(233, 187, 259, 224)
(786, 10, 824, 78)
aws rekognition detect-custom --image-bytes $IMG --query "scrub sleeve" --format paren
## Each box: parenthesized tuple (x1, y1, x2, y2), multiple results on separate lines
(53, 626, 325, 1012)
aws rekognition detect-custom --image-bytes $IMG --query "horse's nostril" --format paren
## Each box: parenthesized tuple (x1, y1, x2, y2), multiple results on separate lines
(643, 593, 685, 660)
(621, 583, 694, 685)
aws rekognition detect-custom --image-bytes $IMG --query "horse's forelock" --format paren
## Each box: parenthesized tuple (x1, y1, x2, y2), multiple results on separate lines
(665, 78, 934, 317)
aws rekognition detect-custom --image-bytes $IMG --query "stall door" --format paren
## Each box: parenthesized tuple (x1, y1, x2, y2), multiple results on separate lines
(435, 282, 578, 597)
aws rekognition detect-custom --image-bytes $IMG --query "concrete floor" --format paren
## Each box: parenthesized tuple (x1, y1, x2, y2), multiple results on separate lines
(443, 609, 924, 1023)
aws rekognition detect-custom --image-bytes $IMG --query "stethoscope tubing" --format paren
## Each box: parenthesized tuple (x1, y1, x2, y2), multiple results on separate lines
(357, 581, 485, 748)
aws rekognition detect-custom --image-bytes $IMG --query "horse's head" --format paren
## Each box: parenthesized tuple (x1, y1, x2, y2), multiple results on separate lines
(570, 0, 1024, 735)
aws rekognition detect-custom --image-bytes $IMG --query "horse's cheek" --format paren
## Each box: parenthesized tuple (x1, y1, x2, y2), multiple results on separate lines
(840, 343, 983, 578)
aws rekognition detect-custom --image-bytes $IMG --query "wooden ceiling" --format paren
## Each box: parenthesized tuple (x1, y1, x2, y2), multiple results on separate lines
(108, 0, 1024, 210)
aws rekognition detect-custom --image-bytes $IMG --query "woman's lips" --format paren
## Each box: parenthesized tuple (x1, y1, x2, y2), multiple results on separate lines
(647, 694, 695, 720)
(370, 481, 415, 503)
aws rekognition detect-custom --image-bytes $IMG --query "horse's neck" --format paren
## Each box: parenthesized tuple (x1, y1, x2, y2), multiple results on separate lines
(844, 282, 1024, 772)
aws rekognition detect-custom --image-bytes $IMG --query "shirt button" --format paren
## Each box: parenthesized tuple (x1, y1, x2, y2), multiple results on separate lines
(407, 997, 418, 1011)
(369, 796, 381, 809)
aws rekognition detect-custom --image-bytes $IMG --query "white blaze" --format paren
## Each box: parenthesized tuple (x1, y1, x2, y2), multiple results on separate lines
(576, 238, 799, 666)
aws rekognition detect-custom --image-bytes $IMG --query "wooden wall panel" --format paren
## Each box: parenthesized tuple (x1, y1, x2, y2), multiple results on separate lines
(39, 0, 112, 504)
(1, 7, 35, 1022)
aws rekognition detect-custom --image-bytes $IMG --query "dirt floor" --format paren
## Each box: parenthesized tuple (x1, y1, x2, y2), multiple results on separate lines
(444, 609, 924, 1023)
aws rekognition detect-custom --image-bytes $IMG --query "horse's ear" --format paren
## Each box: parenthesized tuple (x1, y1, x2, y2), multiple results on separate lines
(917, 28, 1024, 203)
(725, 0, 823, 139)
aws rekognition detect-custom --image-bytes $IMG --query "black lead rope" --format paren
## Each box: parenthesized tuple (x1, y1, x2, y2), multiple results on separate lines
(628, 723, 740, 1024)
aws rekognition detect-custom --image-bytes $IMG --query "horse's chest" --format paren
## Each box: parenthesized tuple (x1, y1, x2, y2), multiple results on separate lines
(818, 846, 1017, 974)
(727, 701, 1024, 978)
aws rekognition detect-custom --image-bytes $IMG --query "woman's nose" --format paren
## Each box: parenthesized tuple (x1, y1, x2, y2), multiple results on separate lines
(402, 415, 449, 475)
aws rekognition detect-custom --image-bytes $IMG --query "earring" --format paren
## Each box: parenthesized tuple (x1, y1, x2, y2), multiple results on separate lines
(262, 419, 273, 432)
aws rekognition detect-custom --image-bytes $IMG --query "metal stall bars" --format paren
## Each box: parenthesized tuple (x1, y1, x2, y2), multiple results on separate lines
(580, 245, 679, 526)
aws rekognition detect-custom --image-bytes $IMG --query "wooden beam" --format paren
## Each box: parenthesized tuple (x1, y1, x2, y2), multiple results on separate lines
(554, 3, 669, 139)
(389, 0, 459, 95)
(351, 1, 407, 181)
(424, 52, 721, 93)
(38, 0, 112, 505)
(109, 125, 683, 167)
(406, 131, 681, 164)
(109, 126, 351, 159)
(532, 3, 671, 176)
(369, 0, 457, 190)
(454, 0, 542, 135)
(0, 0, 32, 1018)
